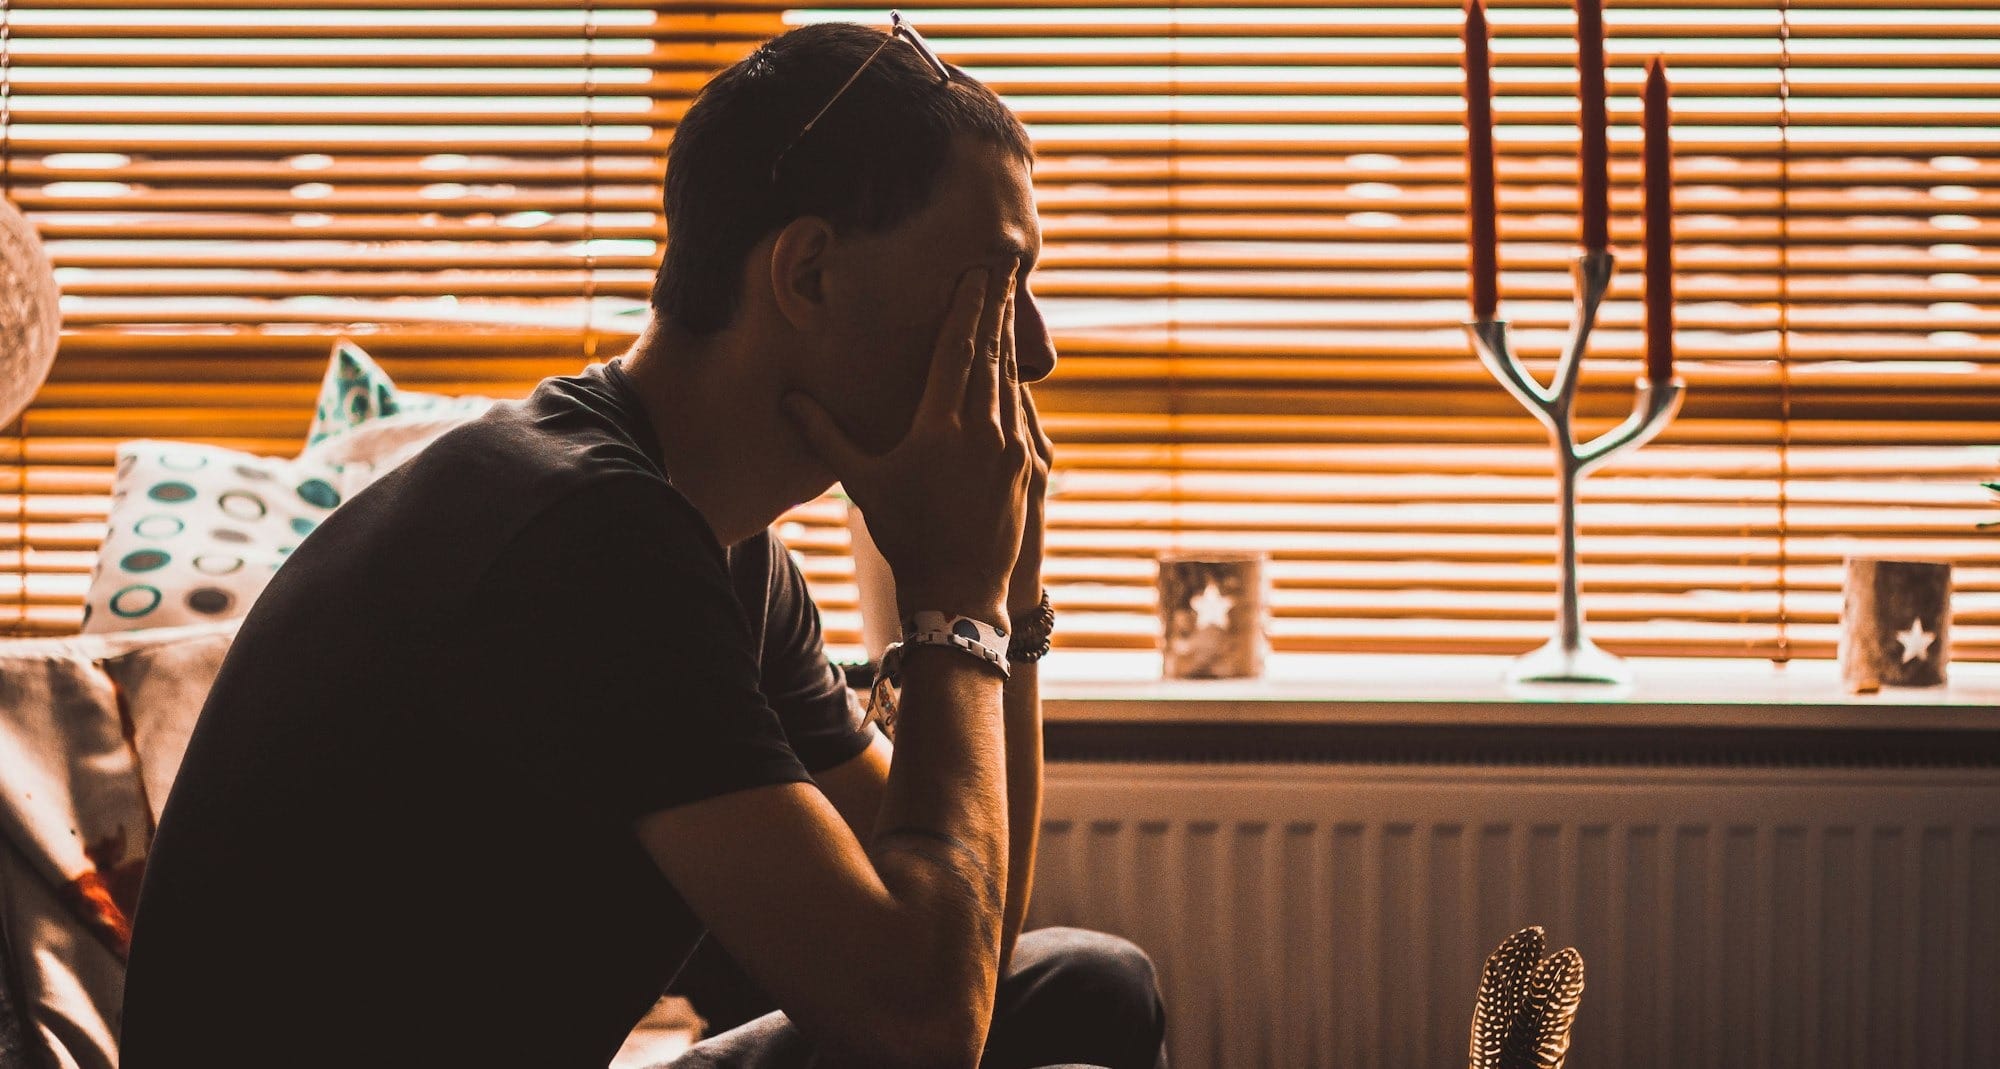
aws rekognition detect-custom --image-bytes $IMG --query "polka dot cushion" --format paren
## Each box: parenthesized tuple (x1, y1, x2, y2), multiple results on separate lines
(306, 338, 491, 451)
(304, 407, 494, 502)
(82, 441, 345, 633)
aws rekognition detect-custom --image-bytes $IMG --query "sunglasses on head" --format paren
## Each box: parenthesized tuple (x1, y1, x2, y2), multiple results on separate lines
(769, 11, 953, 186)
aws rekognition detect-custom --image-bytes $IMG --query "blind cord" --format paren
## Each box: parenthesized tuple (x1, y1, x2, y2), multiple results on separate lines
(581, 0, 600, 365)
(1167, 0, 1183, 557)
(1775, 0, 1794, 664)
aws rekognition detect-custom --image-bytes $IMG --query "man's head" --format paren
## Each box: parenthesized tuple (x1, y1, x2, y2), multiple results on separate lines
(656, 22, 1028, 334)
(652, 21, 1055, 455)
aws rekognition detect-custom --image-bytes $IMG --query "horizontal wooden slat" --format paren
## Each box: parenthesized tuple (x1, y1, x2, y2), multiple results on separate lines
(32, 271, 2000, 311)
(24, 71, 2000, 101)
(34, 324, 2000, 367)
(32, 245, 2000, 281)
(17, 151, 1999, 189)
(23, 182, 2000, 217)
(11, 15, 778, 41)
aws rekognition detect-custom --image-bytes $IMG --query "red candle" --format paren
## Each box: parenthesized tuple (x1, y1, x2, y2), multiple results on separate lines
(1464, 0, 1499, 319)
(1576, 0, 1609, 251)
(1642, 57, 1674, 383)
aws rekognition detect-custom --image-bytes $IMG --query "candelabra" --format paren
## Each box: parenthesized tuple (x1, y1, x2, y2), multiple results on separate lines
(1467, 249, 1685, 686)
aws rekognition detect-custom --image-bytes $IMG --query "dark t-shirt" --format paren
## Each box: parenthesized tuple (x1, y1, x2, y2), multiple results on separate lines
(122, 362, 873, 1068)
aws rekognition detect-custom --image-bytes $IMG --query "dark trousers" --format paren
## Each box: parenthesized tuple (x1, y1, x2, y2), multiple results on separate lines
(661, 927, 1168, 1069)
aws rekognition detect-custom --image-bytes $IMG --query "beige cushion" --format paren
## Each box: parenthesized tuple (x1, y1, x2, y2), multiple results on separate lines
(100, 622, 242, 826)
(0, 638, 149, 1069)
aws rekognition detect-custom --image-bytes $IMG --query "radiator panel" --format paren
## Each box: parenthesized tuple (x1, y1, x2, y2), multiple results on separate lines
(1026, 764, 2000, 1069)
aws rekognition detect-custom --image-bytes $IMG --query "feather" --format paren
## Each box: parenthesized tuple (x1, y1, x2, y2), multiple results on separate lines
(1468, 926, 1544, 1069)
(1502, 946, 1585, 1069)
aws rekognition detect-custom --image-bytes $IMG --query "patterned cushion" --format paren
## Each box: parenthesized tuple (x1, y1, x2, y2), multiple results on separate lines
(303, 407, 495, 500)
(305, 338, 490, 451)
(81, 442, 344, 634)
(81, 341, 494, 634)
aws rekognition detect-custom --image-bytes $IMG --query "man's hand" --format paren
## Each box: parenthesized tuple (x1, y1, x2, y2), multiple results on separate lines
(1007, 385, 1055, 618)
(785, 268, 1030, 629)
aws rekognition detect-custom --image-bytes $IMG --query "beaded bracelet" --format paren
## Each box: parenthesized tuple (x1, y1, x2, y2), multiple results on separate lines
(1007, 589, 1055, 662)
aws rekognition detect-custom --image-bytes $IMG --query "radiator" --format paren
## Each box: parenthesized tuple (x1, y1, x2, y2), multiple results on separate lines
(1025, 762, 2000, 1069)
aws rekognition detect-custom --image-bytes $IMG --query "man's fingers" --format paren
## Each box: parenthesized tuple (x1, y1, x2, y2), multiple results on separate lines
(916, 268, 989, 427)
(781, 391, 868, 483)
(964, 271, 1012, 426)
(999, 287, 1022, 444)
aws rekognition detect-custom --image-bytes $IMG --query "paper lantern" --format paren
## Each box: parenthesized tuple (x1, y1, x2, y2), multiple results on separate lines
(0, 195, 59, 428)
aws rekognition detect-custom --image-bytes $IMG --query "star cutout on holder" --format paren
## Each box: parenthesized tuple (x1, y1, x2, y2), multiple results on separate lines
(1895, 616, 1936, 664)
(1189, 580, 1235, 631)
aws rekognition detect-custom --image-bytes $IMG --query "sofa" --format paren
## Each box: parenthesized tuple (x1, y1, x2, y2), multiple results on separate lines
(1, 622, 238, 1068)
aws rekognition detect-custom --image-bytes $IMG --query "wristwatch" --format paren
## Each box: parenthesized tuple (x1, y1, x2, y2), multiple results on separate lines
(879, 609, 1011, 684)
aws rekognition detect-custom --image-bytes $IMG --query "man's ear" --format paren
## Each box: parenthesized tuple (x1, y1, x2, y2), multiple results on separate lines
(767, 215, 836, 330)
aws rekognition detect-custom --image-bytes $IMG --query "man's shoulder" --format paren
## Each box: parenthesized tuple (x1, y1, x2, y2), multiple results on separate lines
(424, 367, 665, 492)
(261, 366, 689, 622)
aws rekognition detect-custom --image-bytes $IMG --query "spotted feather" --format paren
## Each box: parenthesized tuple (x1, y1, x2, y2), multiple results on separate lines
(1468, 926, 1544, 1069)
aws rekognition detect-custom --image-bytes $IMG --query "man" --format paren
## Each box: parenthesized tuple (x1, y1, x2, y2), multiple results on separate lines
(121, 18, 1166, 1069)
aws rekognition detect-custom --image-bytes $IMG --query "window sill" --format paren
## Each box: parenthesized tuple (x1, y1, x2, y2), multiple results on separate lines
(840, 651, 2000, 763)
(1037, 652, 2000, 734)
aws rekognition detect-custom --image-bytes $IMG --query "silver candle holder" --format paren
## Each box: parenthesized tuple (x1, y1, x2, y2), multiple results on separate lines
(1467, 248, 1685, 686)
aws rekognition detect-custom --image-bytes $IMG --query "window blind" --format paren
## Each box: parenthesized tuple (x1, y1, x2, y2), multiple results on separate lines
(6, 2, 1996, 664)
(775, 0, 2000, 661)
(2, 2, 776, 633)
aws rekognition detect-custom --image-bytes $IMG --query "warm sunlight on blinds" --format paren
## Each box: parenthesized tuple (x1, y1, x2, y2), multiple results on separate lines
(777, 0, 2000, 660)
(5, 1, 1997, 662)
(2, 2, 774, 632)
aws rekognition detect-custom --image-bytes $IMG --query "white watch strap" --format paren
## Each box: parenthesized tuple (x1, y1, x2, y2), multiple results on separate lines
(880, 611, 1011, 681)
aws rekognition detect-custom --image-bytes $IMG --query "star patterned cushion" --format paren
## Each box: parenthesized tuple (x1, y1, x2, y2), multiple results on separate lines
(80, 441, 345, 634)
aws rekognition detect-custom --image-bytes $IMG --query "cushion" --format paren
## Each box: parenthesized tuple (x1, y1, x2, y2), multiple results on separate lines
(304, 338, 491, 452)
(98, 622, 241, 826)
(81, 441, 344, 634)
(298, 337, 496, 503)
(0, 638, 154, 1069)
(82, 342, 495, 635)
(302, 408, 493, 500)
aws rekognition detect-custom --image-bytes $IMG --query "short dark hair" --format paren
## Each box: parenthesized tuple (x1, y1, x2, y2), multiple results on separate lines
(653, 22, 1033, 335)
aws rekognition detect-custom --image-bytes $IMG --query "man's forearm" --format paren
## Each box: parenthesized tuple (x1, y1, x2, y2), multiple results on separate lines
(865, 645, 1011, 1062)
(998, 658, 1041, 973)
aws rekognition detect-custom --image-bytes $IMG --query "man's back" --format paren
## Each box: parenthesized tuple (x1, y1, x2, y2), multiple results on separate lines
(121, 362, 870, 1067)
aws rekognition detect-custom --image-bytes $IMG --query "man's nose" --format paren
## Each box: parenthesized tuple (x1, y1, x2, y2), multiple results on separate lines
(1016, 290, 1058, 383)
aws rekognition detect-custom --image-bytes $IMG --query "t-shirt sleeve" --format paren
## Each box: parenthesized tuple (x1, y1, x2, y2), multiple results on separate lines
(748, 529, 877, 773)
(463, 476, 811, 821)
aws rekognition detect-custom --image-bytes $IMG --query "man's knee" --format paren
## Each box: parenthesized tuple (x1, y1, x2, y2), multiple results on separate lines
(1030, 928, 1160, 1011)
(1002, 927, 1166, 1068)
